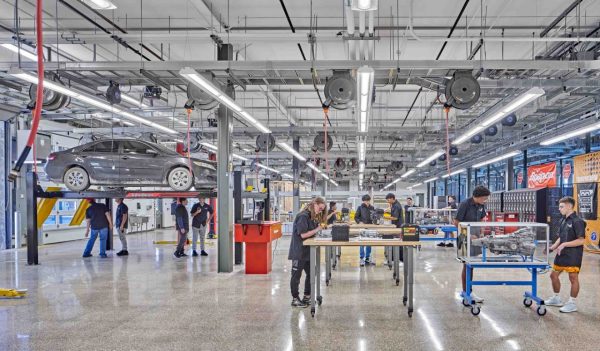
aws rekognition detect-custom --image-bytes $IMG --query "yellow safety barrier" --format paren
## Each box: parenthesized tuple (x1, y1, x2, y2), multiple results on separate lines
(36, 186, 62, 228)
(0, 288, 27, 299)
(69, 200, 91, 226)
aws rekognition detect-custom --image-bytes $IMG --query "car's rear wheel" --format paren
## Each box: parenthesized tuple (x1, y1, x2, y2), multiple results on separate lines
(167, 167, 193, 191)
(63, 166, 90, 191)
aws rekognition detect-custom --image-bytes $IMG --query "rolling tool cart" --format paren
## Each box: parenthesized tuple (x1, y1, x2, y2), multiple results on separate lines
(407, 208, 458, 243)
(458, 222, 550, 316)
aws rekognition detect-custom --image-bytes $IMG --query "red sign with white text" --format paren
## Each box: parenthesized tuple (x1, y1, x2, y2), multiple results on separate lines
(563, 163, 572, 180)
(527, 162, 557, 189)
(517, 171, 523, 185)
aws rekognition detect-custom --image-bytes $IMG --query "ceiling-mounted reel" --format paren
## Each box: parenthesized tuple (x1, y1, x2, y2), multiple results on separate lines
(255, 134, 276, 152)
(106, 80, 122, 105)
(313, 132, 333, 152)
(28, 73, 71, 111)
(139, 132, 157, 144)
(334, 158, 346, 171)
(185, 82, 219, 110)
(323, 70, 356, 110)
(444, 70, 480, 110)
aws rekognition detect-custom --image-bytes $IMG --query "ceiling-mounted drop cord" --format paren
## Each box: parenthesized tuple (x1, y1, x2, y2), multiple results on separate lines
(10, 0, 44, 180)
(186, 108, 192, 173)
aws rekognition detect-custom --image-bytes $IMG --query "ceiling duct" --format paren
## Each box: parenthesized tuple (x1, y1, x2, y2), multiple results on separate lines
(449, 146, 459, 156)
(444, 70, 480, 110)
(485, 125, 498, 137)
(185, 83, 219, 110)
(255, 134, 276, 152)
(323, 71, 356, 110)
(28, 75, 70, 111)
(471, 134, 483, 144)
(313, 132, 333, 152)
(502, 113, 518, 126)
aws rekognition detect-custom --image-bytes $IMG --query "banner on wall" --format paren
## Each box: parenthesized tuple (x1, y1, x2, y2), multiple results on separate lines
(577, 183, 598, 220)
(527, 162, 557, 189)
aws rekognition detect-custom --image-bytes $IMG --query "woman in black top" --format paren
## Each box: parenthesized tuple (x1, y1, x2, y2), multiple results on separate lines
(326, 201, 339, 225)
(288, 197, 326, 308)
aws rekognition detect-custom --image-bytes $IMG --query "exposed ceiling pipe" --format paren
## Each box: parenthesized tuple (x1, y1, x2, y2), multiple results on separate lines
(358, 10, 366, 60)
(344, 0, 356, 60)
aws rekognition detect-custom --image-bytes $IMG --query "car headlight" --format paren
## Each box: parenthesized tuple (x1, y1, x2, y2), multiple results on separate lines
(193, 161, 216, 171)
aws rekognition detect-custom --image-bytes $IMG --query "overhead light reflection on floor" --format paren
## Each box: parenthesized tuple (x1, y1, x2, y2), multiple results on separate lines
(479, 312, 521, 350)
(417, 308, 443, 351)
(359, 338, 366, 351)
(155, 248, 160, 262)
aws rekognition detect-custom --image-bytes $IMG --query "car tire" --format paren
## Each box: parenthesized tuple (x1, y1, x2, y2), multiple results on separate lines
(167, 167, 193, 191)
(63, 166, 90, 191)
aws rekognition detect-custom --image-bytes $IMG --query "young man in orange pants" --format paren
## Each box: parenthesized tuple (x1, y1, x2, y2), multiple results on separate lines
(545, 196, 586, 313)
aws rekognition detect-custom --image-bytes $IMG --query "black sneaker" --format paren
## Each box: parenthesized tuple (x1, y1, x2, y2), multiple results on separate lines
(301, 295, 311, 305)
(174, 251, 181, 258)
(116, 250, 129, 256)
(82, 254, 93, 258)
(291, 298, 308, 308)
(445, 243, 454, 248)
(201, 250, 208, 256)
(180, 252, 188, 257)
(437, 242, 446, 247)
(192, 250, 199, 257)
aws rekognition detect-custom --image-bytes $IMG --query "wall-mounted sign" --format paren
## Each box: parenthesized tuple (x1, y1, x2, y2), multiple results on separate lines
(527, 162, 557, 189)
(577, 183, 598, 220)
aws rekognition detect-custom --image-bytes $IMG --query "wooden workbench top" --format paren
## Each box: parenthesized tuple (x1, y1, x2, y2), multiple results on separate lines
(303, 238, 422, 246)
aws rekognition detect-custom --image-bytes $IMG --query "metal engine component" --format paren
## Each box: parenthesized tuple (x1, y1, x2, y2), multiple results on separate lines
(313, 132, 333, 152)
(256, 134, 276, 152)
(360, 229, 379, 239)
(370, 208, 386, 225)
(471, 228, 537, 256)
(444, 70, 480, 110)
(323, 71, 356, 110)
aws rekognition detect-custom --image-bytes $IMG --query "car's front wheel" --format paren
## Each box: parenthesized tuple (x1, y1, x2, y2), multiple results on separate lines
(167, 167, 193, 191)
(63, 166, 90, 191)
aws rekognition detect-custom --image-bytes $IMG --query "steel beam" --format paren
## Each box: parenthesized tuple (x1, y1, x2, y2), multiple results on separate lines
(292, 137, 301, 214)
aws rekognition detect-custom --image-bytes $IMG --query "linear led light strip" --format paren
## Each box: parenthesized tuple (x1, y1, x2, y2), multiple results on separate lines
(416, 150, 444, 168)
(441, 168, 465, 178)
(424, 177, 438, 183)
(453, 87, 545, 145)
(10, 70, 177, 134)
(180, 68, 271, 134)
(471, 151, 520, 169)
(307, 162, 339, 187)
(357, 66, 374, 133)
(1, 43, 39, 61)
(382, 169, 416, 190)
(200, 142, 248, 161)
(277, 142, 307, 161)
(120, 93, 149, 108)
(407, 182, 422, 190)
(540, 121, 600, 146)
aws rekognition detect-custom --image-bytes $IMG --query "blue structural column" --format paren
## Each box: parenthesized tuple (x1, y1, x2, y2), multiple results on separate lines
(292, 137, 300, 214)
(0, 122, 6, 250)
(466, 167, 472, 198)
(522, 150, 528, 188)
(506, 156, 514, 191)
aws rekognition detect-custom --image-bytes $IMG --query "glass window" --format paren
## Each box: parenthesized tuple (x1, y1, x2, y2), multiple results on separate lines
(93, 141, 118, 153)
(58, 200, 77, 211)
(44, 215, 57, 226)
(121, 141, 151, 154)
(59, 215, 73, 225)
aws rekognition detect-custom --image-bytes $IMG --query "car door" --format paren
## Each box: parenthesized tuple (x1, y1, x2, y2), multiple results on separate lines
(119, 140, 165, 184)
(82, 140, 120, 183)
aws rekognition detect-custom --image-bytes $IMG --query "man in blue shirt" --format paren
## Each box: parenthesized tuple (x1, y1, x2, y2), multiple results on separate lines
(115, 198, 129, 256)
(83, 199, 113, 258)
(174, 198, 190, 258)
(190, 196, 214, 257)
(355, 194, 375, 266)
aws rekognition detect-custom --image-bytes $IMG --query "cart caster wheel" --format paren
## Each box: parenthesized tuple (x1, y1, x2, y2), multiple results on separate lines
(396, 280, 400, 286)
(326, 280, 329, 286)
(403, 297, 407, 306)
(523, 298, 533, 307)
(311, 308, 315, 317)
(393, 273, 396, 279)
(536, 306, 547, 316)
(332, 265, 336, 270)
(317, 296, 323, 306)
(408, 309, 413, 318)
(462, 298, 471, 307)
(388, 265, 392, 270)
(471, 306, 481, 316)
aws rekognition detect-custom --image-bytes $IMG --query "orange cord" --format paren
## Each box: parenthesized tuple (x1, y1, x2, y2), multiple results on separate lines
(186, 108, 192, 172)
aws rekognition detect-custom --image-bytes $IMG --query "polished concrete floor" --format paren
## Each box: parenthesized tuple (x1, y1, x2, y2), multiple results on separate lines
(1, 229, 600, 351)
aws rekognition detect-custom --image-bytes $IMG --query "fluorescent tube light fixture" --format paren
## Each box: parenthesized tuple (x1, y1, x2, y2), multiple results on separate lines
(200, 141, 248, 161)
(416, 150, 445, 168)
(180, 68, 271, 134)
(10, 69, 176, 134)
(120, 93, 149, 108)
(1, 43, 38, 61)
(356, 66, 374, 133)
(87, 0, 117, 10)
(442, 168, 466, 178)
(472, 151, 520, 169)
(540, 121, 600, 146)
(352, 0, 378, 11)
(424, 177, 438, 183)
(277, 142, 306, 161)
(401, 169, 416, 178)
(453, 88, 544, 145)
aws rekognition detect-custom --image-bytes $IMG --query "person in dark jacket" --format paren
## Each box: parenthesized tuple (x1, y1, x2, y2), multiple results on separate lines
(545, 196, 587, 313)
(174, 198, 189, 258)
(83, 199, 113, 258)
(404, 197, 416, 224)
(326, 201, 339, 225)
(355, 194, 375, 266)
(289, 197, 326, 308)
(439, 195, 458, 248)
(385, 193, 404, 262)
(454, 186, 490, 304)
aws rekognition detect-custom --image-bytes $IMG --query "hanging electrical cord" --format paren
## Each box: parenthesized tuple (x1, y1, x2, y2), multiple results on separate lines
(186, 108, 192, 173)
(323, 106, 331, 178)
(10, 0, 44, 180)
(443, 106, 452, 175)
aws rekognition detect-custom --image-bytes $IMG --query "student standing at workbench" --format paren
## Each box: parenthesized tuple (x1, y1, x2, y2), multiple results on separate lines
(385, 193, 404, 262)
(454, 186, 490, 304)
(326, 201, 339, 225)
(355, 194, 375, 267)
(82, 199, 113, 258)
(288, 197, 326, 308)
(545, 196, 586, 313)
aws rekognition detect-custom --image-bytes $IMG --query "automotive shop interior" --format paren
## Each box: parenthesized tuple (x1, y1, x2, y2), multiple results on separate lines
(2, 0, 600, 350)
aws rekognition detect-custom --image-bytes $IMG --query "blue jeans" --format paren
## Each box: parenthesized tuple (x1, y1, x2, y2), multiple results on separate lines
(83, 227, 108, 256)
(360, 246, 371, 260)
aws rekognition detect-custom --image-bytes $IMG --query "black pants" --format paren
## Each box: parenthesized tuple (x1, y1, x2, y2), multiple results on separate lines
(176, 229, 188, 253)
(290, 260, 311, 299)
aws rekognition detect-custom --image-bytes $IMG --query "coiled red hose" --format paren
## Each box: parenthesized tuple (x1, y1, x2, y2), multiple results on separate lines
(11, 0, 44, 177)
